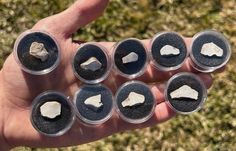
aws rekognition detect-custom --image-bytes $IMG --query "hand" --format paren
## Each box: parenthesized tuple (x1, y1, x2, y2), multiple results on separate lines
(0, 0, 216, 150)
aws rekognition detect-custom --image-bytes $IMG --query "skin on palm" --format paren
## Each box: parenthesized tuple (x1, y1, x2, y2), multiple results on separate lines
(0, 0, 217, 150)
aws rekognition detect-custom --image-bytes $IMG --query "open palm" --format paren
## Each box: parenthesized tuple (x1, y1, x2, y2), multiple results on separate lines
(0, 0, 215, 150)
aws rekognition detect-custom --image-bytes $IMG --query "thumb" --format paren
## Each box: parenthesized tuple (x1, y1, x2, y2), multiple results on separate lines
(33, 0, 109, 38)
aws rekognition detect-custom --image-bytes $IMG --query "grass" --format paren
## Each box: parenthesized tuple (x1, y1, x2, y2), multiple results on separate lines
(0, 0, 236, 150)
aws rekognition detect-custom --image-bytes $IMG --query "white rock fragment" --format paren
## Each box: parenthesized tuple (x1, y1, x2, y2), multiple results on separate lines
(122, 52, 139, 64)
(29, 42, 49, 62)
(80, 57, 102, 71)
(160, 45, 180, 56)
(84, 94, 103, 109)
(122, 92, 145, 107)
(170, 85, 198, 100)
(40, 101, 61, 119)
(200, 42, 223, 57)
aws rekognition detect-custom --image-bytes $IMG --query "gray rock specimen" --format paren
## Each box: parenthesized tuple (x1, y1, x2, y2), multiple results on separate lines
(29, 42, 49, 62)
(200, 42, 223, 57)
(84, 94, 103, 109)
(80, 57, 102, 71)
(122, 92, 145, 107)
(40, 101, 62, 119)
(160, 45, 180, 56)
(122, 52, 139, 64)
(170, 85, 198, 100)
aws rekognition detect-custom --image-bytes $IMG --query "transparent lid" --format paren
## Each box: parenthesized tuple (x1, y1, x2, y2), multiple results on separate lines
(73, 84, 114, 125)
(30, 91, 75, 137)
(14, 30, 61, 75)
(190, 30, 231, 72)
(112, 38, 149, 79)
(72, 42, 112, 84)
(165, 72, 207, 114)
(115, 81, 156, 124)
(150, 31, 188, 71)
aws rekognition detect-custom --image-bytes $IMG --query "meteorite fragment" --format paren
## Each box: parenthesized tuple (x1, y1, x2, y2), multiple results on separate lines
(29, 42, 49, 62)
(80, 57, 102, 72)
(122, 92, 145, 107)
(200, 42, 223, 57)
(170, 85, 198, 100)
(84, 94, 103, 109)
(122, 52, 139, 64)
(40, 101, 61, 119)
(160, 45, 180, 56)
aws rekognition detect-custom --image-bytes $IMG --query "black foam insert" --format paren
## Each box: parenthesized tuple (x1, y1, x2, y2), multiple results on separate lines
(31, 92, 73, 135)
(75, 85, 113, 122)
(191, 33, 228, 67)
(114, 39, 147, 75)
(151, 32, 187, 68)
(17, 32, 59, 71)
(167, 74, 205, 113)
(116, 82, 154, 120)
(73, 44, 108, 81)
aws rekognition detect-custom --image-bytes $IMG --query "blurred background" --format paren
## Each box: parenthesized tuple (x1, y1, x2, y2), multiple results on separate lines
(0, 0, 235, 150)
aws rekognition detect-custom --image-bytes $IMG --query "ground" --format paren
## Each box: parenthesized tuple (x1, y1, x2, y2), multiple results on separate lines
(0, 0, 235, 150)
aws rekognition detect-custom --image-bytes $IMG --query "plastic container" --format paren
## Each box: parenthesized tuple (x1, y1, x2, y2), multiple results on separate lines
(115, 81, 156, 124)
(165, 72, 207, 114)
(190, 30, 231, 72)
(150, 31, 188, 71)
(113, 38, 148, 79)
(14, 30, 61, 75)
(31, 91, 75, 137)
(73, 84, 113, 125)
(72, 42, 112, 84)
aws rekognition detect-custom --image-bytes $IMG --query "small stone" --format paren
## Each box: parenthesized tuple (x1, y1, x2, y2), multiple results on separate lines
(160, 45, 180, 56)
(40, 101, 61, 119)
(29, 42, 49, 62)
(80, 57, 102, 71)
(200, 42, 223, 57)
(122, 52, 139, 64)
(170, 85, 198, 100)
(84, 94, 103, 109)
(122, 92, 145, 107)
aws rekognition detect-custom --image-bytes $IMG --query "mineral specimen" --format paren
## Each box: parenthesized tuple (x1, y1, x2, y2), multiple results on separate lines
(200, 42, 223, 57)
(40, 101, 61, 119)
(84, 94, 103, 109)
(122, 52, 139, 64)
(160, 45, 180, 56)
(80, 57, 102, 71)
(170, 85, 198, 100)
(122, 92, 145, 107)
(29, 42, 49, 61)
